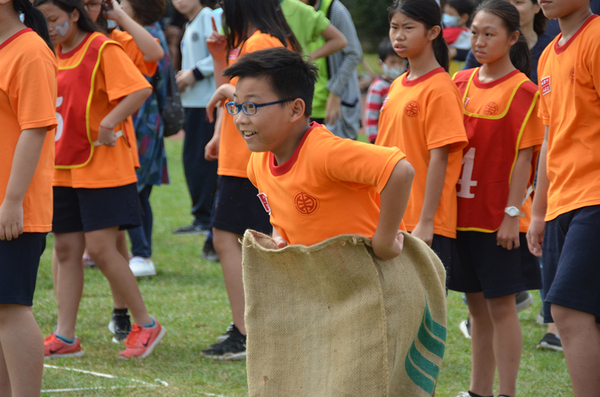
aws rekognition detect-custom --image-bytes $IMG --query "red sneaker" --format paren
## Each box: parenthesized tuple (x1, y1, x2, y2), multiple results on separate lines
(118, 321, 166, 359)
(44, 333, 84, 359)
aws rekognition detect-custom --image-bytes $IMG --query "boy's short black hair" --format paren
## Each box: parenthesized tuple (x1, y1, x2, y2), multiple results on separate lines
(377, 38, 398, 62)
(445, 0, 476, 17)
(223, 48, 318, 116)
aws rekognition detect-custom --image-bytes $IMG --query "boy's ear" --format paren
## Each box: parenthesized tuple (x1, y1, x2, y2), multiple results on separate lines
(459, 13, 470, 26)
(289, 98, 306, 122)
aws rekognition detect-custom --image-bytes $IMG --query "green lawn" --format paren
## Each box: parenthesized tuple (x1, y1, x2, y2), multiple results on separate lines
(36, 137, 572, 396)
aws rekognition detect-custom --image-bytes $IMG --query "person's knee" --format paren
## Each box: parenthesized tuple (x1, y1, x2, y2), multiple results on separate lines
(212, 228, 240, 254)
(54, 239, 80, 264)
(551, 305, 597, 336)
(487, 295, 517, 321)
(0, 304, 30, 326)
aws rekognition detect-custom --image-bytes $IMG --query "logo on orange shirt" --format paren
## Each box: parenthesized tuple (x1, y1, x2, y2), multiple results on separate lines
(484, 102, 498, 116)
(404, 101, 420, 117)
(294, 192, 319, 215)
(541, 76, 551, 95)
(257, 193, 271, 215)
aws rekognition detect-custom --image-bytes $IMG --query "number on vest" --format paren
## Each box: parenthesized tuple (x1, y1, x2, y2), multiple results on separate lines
(457, 147, 477, 198)
(55, 97, 64, 142)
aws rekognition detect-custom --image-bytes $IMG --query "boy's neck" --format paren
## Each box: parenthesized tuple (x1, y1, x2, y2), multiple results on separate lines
(558, 6, 593, 45)
(272, 121, 311, 166)
(185, 5, 203, 22)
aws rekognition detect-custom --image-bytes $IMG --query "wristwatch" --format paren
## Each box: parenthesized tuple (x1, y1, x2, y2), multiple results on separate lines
(504, 206, 525, 217)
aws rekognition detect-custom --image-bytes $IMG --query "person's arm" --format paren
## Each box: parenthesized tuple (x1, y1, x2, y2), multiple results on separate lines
(324, 3, 362, 125)
(497, 146, 534, 250)
(0, 128, 48, 241)
(205, 107, 224, 162)
(206, 16, 229, 88)
(308, 24, 347, 61)
(372, 159, 415, 260)
(104, 0, 164, 62)
(177, 11, 217, 91)
(527, 126, 549, 256)
(97, 88, 152, 146)
(411, 146, 449, 247)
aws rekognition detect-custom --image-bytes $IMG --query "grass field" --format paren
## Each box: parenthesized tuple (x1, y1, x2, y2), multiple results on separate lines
(36, 137, 573, 396)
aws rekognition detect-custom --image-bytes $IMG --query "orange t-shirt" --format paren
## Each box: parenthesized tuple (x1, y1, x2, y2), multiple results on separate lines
(218, 31, 286, 178)
(454, 68, 544, 232)
(375, 68, 468, 238)
(110, 29, 158, 77)
(537, 15, 600, 221)
(0, 29, 57, 233)
(247, 123, 406, 246)
(53, 33, 151, 188)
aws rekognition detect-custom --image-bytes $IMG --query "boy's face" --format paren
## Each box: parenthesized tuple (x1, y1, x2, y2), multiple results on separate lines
(537, 0, 589, 19)
(382, 54, 404, 70)
(233, 76, 294, 155)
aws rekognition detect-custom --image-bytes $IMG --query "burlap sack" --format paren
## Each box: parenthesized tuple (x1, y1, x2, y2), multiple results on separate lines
(242, 230, 447, 397)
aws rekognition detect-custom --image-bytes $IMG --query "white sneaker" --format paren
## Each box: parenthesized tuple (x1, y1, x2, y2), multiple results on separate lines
(129, 257, 156, 277)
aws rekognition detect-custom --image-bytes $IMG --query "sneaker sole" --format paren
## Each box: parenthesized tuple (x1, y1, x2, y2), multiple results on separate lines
(459, 320, 471, 339)
(536, 341, 563, 352)
(44, 351, 85, 359)
(201, 350, 246, 361)
(131, 269, 157, 277)
(119, 326, 167, 359)
(215, 335, 229, 343)
(516, 293, 534, 312)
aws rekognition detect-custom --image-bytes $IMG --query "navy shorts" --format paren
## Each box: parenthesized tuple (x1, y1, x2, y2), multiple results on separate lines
(212, 176, 272, 236)
(53, 184, 142, 233)
(431, 234, 459, 272)
(448, 231, 542, 298)
(0, 233, 47, 306)
(542, 205, 600, 324)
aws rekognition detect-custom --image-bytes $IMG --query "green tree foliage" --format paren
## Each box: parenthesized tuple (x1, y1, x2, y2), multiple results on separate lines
(341, 0, 392, 51)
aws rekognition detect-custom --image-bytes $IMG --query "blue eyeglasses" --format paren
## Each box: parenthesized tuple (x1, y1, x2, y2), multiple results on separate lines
(225, 99, 295, 116)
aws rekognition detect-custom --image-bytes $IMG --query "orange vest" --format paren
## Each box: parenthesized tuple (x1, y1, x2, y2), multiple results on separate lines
(55, 33, 126, 168)
(454, 69, 538, 231)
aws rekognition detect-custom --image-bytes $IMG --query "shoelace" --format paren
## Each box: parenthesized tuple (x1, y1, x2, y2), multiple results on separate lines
(124, 324, 142, 348)
(44, 333, 58, 343)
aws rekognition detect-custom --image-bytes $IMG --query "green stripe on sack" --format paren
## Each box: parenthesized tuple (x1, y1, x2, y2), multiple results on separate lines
(404, 351, 435, 395)
(419, 302, 446, 359)
(405, 301, 447, 395)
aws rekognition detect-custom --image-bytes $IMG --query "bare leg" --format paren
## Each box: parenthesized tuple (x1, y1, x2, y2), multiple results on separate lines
(52, 248, 59, 300)
(54, 232, 86, 340)
(0, 304, 44, 396)
(466, 292, 495, 396)
(85, 227, 151, 326)
(487, 294, 521, 397)
(0, 339, 10, 397)
(547, 322, 559, 336)
(110, 231, 129, 310)
(551, 304, 600, 397)
(212, 228, 245, 335)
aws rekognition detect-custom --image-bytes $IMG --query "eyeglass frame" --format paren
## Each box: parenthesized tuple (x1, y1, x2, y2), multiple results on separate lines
(83, 1, 103, 10)
(225, 99, 296, 116)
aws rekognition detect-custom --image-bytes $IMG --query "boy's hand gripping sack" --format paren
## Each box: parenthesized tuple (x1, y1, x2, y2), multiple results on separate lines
(242, 230, 447, 397)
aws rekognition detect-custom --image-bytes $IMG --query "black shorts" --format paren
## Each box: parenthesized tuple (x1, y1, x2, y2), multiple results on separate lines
(448, 231, 542, 298)
(542, 205, 600, 324)
(212, 176, 272, 236)
(431, 234, 459, 272)
(52, 184, 142, 233)
(0, 233, 47, 306)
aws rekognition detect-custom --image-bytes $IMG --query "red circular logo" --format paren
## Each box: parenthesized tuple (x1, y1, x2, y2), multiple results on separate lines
(570, 68, 575, 84)
(294, 192, 319, 215)
(484, 102, 499, 115)
(404, 101, 420, 117)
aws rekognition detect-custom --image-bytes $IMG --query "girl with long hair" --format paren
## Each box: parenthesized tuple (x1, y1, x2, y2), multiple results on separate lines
(451, 1, 543, 395)
(376, 0, 467, 270)
(35, 0, 165, 359)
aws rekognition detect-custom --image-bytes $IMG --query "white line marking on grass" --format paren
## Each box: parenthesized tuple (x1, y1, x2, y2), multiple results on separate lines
(42, 364, 168, 393)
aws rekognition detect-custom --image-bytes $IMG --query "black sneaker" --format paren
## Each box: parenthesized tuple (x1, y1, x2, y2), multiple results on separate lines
(201, 240, 220, 262)
(108, 312, 132, 344)
(173, 224, 209, 236)
(536, 333, 563, 352)
(215, 322, 235, 343)
(201, 325, 246, 361)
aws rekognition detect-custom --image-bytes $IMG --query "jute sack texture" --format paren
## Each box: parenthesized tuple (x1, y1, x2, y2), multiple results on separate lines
(242, 230, 447, 397)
